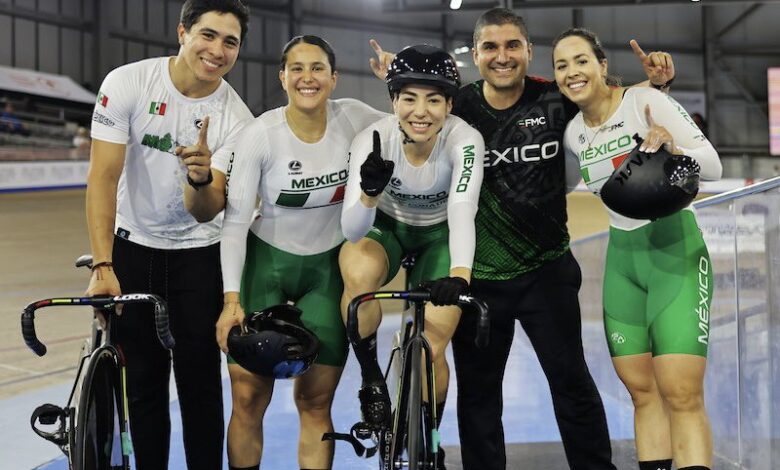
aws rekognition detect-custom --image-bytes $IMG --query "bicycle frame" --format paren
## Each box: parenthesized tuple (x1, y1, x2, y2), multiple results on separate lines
(341, 288, 489, 470)
(21, 294, 173, 470)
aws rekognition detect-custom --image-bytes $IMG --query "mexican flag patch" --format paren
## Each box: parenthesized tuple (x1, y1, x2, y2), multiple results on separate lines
(149, 101, 167, 116)
(97, 92, 108, 107)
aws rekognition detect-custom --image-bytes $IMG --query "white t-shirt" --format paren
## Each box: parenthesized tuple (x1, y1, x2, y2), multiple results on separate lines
(341, 114, 484, 270)
(563, 87, 721, 231)
(221, 98, 386, 291)
(91, 56, 252, 249)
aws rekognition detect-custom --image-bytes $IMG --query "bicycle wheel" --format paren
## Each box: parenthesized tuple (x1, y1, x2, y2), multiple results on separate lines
(73, 348, 128, 470)
(406, 339, 422, 470)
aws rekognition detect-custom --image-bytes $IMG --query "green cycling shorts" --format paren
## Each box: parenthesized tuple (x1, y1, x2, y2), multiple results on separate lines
(603, 209, 713, 358)
(227, 234, 348, 367)
(365, 211, 451, 287)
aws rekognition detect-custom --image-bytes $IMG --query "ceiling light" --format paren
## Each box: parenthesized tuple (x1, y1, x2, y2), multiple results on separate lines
(450, 0, 463, 9)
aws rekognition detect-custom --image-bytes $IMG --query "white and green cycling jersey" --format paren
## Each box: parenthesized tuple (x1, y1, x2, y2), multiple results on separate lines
(563, 87, 721, 230)
(221, 98, 385, 292)
(563, 87, 722, 357)
(341, 114, 485, 271)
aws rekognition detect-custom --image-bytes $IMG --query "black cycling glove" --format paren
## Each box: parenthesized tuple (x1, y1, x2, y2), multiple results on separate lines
(360, 130, 394, 197)
(429, 276, 469, 306)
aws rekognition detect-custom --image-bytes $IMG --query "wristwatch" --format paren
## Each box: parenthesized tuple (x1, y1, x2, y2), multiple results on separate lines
(651, 77, 675, 91)
(187, 170, 213, 190)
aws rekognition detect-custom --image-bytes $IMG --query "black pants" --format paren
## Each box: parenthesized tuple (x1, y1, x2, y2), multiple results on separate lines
(112, 236, 224, 470)
(452, 251, 615, 470)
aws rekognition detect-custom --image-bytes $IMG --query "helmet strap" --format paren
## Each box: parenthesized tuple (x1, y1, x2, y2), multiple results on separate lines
(398, 123, 415, 144)
(397, 123, 445, 145)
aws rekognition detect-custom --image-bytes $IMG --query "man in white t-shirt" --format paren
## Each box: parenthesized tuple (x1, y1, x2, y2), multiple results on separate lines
(85, 1, 252, 468)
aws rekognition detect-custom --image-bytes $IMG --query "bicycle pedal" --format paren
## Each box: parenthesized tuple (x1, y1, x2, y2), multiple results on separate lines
(353, 423, 375, 440)
(33, 404, 64, 425)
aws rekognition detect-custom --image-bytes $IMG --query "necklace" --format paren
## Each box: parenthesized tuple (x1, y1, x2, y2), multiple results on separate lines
(285, 107, 326, 143)
(581, 88, 621, 151)
(582, 122, 607, 151)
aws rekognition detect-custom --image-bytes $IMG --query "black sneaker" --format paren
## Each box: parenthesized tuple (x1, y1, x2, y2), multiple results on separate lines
(358, 382, 391, 428)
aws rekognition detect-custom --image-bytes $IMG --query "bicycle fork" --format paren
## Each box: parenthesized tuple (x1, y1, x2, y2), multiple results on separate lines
(389, 303, 439, 470)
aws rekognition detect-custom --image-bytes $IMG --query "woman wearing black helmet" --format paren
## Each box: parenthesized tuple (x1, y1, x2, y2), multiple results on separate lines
(339, 44, 484, 460)
(554, 29, 721, 470)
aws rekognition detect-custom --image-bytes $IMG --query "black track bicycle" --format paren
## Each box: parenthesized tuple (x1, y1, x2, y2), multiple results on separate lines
(21, 255, 174, 470)
(326, 284, 489, 470)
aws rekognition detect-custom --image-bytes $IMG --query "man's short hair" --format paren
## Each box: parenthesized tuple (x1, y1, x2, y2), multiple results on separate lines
(473, 8, 530, 46)
(180, 0, 250, 45)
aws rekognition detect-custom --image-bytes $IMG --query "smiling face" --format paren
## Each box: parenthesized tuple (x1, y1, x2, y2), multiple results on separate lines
(279, 42, 337, 113)
(392, 84, 452, 143)
(553, 35, 609, 106)
(177, 11, 241, 83)
(472, 23, 532, 92)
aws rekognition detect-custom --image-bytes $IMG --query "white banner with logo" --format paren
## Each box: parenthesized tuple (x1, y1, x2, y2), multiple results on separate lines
(0, 161, 88, 191)
(0, 64, 96, 104)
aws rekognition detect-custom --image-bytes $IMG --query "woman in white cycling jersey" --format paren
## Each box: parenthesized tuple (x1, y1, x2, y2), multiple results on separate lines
(210, 35, 385, 470)
(339, 45, 484, 459)
(554, 28, 721, 470)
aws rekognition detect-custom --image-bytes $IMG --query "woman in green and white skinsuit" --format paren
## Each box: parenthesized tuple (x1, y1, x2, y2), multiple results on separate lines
(555, 29, 722, 470)
(339, 46, 484, 455)
(214, 36, 385, 470)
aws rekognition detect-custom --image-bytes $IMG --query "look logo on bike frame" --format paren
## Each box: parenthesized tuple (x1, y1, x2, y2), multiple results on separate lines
(21, 259, 173, 470)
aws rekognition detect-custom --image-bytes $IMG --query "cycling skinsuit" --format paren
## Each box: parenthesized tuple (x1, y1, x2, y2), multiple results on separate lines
(563, 87, 722, 357)
(222, 99, 385, 366)
(341, 114, 484, 285)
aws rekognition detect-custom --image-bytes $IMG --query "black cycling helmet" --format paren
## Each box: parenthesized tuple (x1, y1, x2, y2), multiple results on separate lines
(386, 44, 461, 99)
(227, 305, 320, 379)
(600, 134, 701, 220)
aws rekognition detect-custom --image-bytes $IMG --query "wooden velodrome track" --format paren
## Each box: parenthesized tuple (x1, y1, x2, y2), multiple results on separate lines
(0, 189, 610, 401)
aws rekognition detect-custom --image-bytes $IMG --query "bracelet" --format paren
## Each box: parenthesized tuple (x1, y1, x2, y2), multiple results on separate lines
(91, 261, 113, 271)
(651, 77, 675, 90)
(187, 169, 213, 190)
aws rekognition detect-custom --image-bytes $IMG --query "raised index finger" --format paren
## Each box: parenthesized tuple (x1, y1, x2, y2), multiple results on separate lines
(630, 39, 647, 60)
(372, 130, 381, 158)
(369, 39, 384, 57)
(197, 116, 210, 147)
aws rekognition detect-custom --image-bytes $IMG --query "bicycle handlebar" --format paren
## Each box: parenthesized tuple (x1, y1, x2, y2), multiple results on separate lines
(346, 289, 490, 349)
(21, 294, 174, 356)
